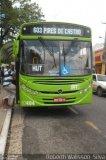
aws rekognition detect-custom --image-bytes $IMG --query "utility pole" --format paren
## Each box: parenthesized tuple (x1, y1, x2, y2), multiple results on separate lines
(101, 23, 106, 74)
(0, 0, 3, 45)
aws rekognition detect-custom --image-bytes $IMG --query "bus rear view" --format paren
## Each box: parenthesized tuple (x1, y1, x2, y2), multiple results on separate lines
(14, 22, 93, 107)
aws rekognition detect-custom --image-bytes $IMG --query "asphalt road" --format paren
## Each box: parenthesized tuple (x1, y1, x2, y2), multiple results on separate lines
(6, 95, 106, 159)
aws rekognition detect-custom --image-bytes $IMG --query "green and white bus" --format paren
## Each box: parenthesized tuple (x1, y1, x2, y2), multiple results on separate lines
(14, 22, 93, 107)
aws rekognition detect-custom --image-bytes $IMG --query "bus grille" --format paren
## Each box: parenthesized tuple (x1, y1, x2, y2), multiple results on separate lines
(33, 78, 84, 85)
(40, 90, 78, 94)
(31, 77, 86, 105)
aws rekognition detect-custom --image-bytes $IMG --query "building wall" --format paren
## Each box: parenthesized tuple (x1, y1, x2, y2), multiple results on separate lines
(95, 48, 106, 74)
(95, 49, 103, 64)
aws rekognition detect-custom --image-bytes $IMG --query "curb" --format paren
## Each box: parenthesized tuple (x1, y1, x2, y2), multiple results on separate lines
(0, 108, 12, 159)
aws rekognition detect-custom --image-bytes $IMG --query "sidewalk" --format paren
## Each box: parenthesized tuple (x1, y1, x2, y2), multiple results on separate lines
(0, 85, 12, 157)
(0, 85, 7, 135)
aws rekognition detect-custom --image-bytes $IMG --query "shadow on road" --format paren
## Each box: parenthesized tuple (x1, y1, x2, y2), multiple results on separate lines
(22, 106, 79, 119)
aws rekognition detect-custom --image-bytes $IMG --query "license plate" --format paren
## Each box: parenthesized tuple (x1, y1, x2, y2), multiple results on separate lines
(54, 98, 66, 102)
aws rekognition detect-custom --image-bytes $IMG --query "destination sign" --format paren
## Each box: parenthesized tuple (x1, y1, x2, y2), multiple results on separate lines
(32, 27, 82, 36)
(21, 23, 91, 37)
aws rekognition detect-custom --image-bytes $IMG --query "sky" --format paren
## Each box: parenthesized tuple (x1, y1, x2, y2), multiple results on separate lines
(32, 0, 106, 46)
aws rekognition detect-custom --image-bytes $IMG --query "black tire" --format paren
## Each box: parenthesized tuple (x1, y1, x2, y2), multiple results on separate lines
(97, 87, 103, 97)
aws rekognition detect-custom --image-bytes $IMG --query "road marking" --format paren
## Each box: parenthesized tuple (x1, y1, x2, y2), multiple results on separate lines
(70, 107, 79, 115)
(85, 121, 101, 133)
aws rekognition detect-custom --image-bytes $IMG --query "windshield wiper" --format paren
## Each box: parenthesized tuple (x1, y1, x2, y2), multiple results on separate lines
(62, 43, 66, 66)
(38, 37, 57, 68)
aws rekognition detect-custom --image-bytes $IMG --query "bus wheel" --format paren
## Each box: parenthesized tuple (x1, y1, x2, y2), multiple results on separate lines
(97, 87, 103, 97)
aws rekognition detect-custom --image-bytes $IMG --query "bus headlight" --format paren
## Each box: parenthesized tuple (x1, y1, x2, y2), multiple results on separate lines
(21, 84, 38, 95)
(84, 88, 88, 92)
(33, 91, 38, 95)
(22, 84, 26, 89)
(80, 84, 91, 94)
(80, 90, 84, 94)
(26, 88, 32, 93)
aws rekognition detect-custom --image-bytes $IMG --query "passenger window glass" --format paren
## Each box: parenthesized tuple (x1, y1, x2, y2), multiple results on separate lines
(93, 75, 96, 81)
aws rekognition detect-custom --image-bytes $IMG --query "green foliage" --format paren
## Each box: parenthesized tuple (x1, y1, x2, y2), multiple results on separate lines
(1, 0, 13, 27)
(1, 0, 45, 30)
(17, 2, 45, 24)
(0, 0, 45, 63)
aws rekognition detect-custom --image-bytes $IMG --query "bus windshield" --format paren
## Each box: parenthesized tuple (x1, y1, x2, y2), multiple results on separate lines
(20, 39, 91, 76)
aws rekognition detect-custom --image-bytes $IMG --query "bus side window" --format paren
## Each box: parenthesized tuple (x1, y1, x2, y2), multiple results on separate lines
(93, 75, 96, 81)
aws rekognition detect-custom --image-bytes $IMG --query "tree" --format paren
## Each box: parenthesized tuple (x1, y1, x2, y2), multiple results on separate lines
(18, 2, 45, 23)
(0, 0, 45, 41)
(1, 0, 15, 27)
(12, 0, 45, 26)
(0, 0, 45, 63)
